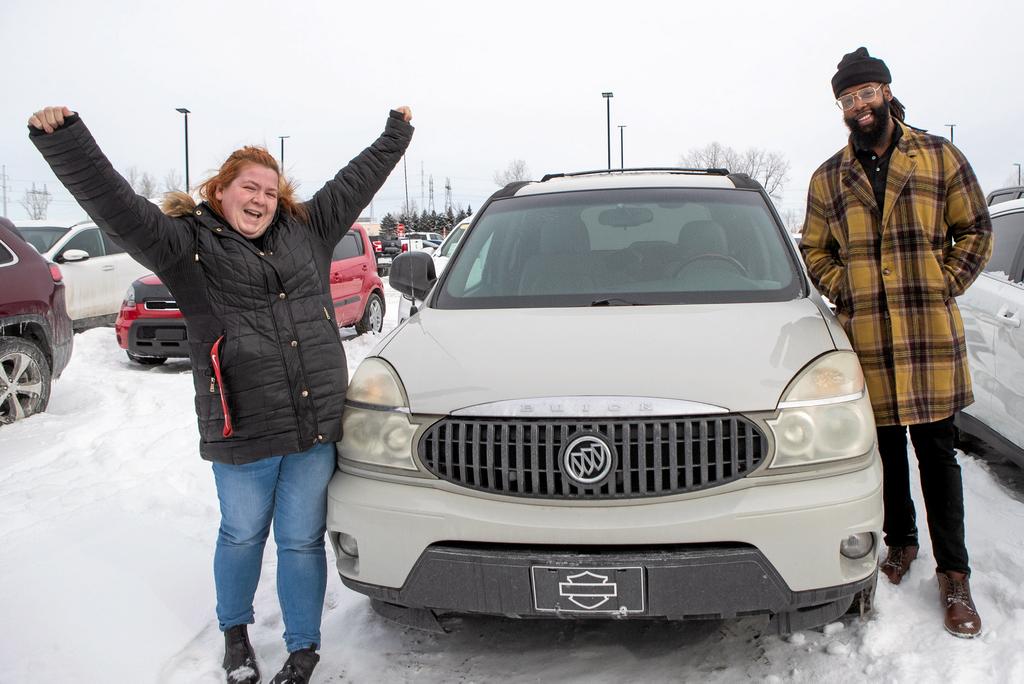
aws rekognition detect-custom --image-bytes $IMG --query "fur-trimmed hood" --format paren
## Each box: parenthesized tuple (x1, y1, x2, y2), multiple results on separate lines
(161, 191, 197, 218)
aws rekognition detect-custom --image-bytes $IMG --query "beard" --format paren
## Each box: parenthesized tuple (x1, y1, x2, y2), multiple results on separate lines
(844, 97, 891, 150)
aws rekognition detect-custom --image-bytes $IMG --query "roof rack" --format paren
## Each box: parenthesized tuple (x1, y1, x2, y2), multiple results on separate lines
(540, 167, 730, 182)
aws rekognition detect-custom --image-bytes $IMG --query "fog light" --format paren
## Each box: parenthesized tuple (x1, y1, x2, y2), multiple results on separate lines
(840, 532, 874, 559)
(338, 533, 359, 558)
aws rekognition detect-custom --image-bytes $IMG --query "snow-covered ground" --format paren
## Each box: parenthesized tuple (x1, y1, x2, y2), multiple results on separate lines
(2, 284, 1024, 683)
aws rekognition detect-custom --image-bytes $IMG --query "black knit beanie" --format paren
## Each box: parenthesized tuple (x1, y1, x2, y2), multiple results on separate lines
(831, 47, 891, 97)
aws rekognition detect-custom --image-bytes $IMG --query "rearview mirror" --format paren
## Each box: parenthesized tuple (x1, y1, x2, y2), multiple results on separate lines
(598, 206, 653, 228)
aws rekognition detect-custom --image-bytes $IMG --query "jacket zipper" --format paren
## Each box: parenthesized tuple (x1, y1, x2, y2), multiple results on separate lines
(210, 335, 234, 438)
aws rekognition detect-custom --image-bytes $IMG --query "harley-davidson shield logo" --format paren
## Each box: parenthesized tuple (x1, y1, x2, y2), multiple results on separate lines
(558, 570, 618, 610)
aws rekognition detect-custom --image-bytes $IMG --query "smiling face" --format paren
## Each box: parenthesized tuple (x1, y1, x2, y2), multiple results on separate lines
(840, 82, 894, 150)
(214, 163, 280, 239)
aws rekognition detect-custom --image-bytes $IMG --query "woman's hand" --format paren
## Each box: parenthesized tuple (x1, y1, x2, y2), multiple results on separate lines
(29, 106, 73, 134)
(394, 106, 412, 123)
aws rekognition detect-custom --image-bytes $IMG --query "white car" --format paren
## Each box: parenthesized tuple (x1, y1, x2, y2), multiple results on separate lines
(396, 214, 473, 323)
(404, 231, 444, 243)
(330, 169, 881, 634)
(16, 220, 151, 329)
(956, 197, 1024, 467)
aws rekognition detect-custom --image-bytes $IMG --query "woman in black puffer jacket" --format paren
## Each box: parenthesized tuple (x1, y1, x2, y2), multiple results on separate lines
(29, 105, 413, 684)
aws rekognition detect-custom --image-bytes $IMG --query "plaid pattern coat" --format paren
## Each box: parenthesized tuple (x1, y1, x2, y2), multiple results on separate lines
(800, 120, 992, 426)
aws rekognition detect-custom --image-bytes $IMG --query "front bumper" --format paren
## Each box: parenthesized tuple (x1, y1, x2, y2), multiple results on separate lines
(327, 457, 882, 627)
(342, 543, 876, 633)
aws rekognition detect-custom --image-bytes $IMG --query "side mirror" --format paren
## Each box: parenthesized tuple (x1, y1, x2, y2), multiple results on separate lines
(389, 251, 436, 300)
(59, 249, 91, 263)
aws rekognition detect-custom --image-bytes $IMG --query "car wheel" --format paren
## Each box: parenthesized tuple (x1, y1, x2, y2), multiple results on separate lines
(0, 337, 52, 424)
(127, 352, 167, 366)
(355, 292, 385, 335)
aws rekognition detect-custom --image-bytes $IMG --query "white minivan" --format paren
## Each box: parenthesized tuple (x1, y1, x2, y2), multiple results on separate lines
(17, 220, 150, 329)
(329, 169, 882, 634)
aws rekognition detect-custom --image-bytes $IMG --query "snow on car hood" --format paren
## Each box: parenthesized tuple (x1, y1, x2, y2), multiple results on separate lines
(377, 300, 839, 415)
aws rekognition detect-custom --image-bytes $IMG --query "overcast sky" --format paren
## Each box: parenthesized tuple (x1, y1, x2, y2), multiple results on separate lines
(3, 0, 1022, 225)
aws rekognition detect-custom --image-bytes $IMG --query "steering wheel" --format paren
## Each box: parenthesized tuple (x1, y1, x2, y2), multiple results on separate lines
(670, 253, 749, 277)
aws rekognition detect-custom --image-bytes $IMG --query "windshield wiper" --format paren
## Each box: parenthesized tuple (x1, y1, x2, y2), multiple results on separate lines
(591, 298, 644, 306)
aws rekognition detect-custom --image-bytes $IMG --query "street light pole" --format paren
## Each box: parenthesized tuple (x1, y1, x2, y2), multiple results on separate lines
(175, 108, 191, 192)
(1015, 163, 1022, 186)
(402, 155, 410, 214)
(278, 135, 290, 170)
(945, 123, 956, 144)
(618, 125, 626, 170)
(602, 92, 614, 170)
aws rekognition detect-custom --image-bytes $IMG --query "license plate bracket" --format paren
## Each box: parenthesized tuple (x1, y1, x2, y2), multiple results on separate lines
(531, 566, 645, 614)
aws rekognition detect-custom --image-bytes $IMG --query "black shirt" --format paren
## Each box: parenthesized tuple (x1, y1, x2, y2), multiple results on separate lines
(854, 122, 903, 214)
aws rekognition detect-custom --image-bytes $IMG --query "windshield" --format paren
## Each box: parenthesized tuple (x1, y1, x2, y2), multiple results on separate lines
(435, 187, 803, 308)
(18, 226, 69, 253)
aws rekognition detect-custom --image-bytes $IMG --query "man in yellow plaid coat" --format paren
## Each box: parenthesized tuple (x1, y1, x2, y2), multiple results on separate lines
(801, 47, 992, 638)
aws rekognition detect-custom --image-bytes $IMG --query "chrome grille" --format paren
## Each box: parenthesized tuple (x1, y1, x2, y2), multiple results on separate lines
(144, 300, 178, 311)
(419, 416, 767, 499)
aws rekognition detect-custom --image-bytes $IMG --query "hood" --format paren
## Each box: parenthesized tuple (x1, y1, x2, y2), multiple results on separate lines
(378, 300, 839, 416)
(161, 191, 196, 217)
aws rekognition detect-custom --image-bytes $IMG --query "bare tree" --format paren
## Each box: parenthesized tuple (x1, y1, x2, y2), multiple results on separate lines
(124, 166, 140, 190)
(780, 207, 805, 235)
(680, 141, 736, 170)
(163, 169, 183, 194)
(137, 172, 158, 198)
(493, 159, 531, 187)
(122, 166, 159, 197)
(19, 183, 52, 220)
(680, 143, 790, 200)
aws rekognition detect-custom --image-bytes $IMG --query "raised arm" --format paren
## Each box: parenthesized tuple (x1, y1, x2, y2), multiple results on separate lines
(304, 107, 414, 246)
(28, 106, 190, 274)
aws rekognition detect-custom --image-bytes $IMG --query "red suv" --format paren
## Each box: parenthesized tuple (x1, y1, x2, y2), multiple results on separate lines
(115, 223, 386, 364)
(0, 217, 74, 423)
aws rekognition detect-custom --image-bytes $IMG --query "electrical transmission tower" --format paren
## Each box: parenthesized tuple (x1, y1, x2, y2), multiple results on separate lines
(444, 177, 453, 214)
(428, 176, 435, 213)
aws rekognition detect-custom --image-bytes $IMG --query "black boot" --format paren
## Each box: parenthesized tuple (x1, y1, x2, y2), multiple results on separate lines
(223, 624, 260, 684)
(270, 646, 320, 684)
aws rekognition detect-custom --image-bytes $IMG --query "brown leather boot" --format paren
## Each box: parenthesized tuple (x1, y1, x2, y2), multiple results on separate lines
(879, 544, 918, 584)
(937, 571, 983, 638)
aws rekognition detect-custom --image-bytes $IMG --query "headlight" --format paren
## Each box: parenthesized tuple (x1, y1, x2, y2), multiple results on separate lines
(767, 351, 876, 469)
(340, 357, 418, 471)
(123, 285, 136, 308)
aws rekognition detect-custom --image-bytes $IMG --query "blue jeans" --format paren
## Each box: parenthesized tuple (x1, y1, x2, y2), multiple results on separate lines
(212, 442, 336, 653)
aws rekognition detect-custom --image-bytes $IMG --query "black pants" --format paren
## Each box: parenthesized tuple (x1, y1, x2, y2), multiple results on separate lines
(876, 415, 969, 574)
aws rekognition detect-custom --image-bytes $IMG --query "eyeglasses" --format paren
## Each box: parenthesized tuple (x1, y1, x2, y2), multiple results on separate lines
(835, 84, 884, 111)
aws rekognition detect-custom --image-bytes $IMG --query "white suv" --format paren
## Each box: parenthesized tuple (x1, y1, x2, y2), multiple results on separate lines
(16, 219, 150, 329)
(956, 197, 1024, 466)
(328, 169, 882, 634)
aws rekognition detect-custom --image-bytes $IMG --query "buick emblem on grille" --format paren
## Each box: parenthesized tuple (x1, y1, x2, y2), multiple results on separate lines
(560, 433, 615, 486)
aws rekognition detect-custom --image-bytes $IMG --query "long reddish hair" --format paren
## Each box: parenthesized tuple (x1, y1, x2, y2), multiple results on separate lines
(197, 146, 308, 223)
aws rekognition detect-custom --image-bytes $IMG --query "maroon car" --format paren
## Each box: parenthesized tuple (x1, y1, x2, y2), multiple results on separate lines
(115, 223, 386, 364)
(0, 217, 74, 424)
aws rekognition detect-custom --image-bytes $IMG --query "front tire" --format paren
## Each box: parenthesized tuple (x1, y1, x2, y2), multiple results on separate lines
(355, 292, 385, 335)
(0, 338, 52, 424)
